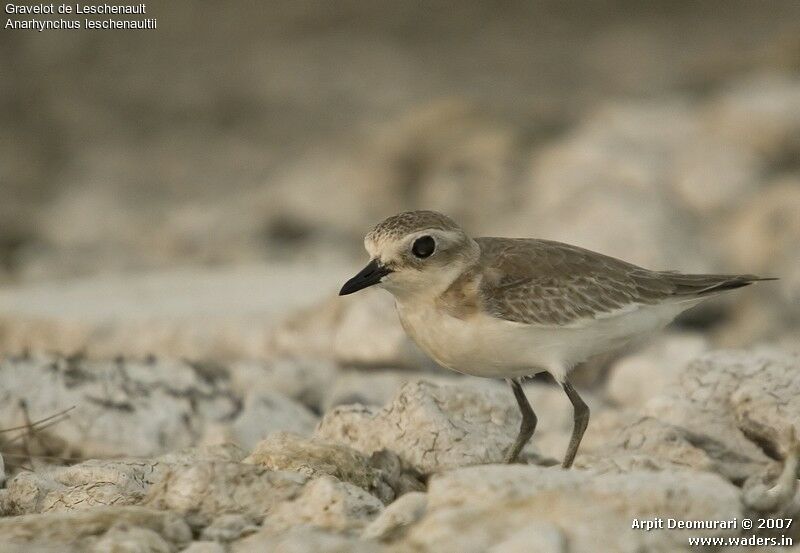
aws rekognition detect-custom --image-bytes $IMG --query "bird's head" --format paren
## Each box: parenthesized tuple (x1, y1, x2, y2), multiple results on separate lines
(339, 210, 479, 300)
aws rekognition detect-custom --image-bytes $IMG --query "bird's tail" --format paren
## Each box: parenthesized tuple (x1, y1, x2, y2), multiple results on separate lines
(660, 272, 778, 297)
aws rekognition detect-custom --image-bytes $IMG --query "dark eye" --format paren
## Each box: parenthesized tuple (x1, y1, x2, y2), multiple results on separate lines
(411, 235, 436, 258)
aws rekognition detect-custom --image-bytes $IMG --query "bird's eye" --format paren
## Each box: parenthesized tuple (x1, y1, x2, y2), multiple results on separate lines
(411, 235, 436, 258)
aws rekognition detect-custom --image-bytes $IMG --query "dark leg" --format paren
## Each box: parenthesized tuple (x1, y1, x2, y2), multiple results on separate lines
(561, 380, 590, 468)
(504, 378, 537, 464)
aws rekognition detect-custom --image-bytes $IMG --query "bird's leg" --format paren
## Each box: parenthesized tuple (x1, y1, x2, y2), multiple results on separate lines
(504, 377, 537, 464)
(561, 380, 590, 468)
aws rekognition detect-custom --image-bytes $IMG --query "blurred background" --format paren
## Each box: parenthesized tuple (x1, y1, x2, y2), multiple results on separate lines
(2, 0, 799, 358)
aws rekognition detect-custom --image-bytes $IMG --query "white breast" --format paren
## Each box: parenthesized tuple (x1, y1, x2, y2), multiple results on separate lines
(395, 298, 695, 382)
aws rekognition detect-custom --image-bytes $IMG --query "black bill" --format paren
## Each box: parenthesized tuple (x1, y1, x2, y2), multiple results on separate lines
(339, 258, 392, 296)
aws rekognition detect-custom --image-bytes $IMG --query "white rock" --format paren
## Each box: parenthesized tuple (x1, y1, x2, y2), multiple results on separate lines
(606, 333, 710, 408)
(645, 348, 800, 477)
(227, 358, 337, 413)
(708, 74, 800, 159)
(90, 524, 172, 553)
(352, 100, 526, 235)
(181, 543, 226, 553)
(361, 491, 427, 541)
(4, 459, 165, 515)
(272, 289, 433, 370)
(143, 461, 306, 528)
(244, 432, 422, 504)
(0, 263, 347, 359)
(488, 522, 567, 553)
(261, 476, 384, 535)
(232, 527, 385, 553)
(316, 380, 521, 473)
(0, 355, 240, 458)
(0, 354, 317, 460)
(322, 370, 415, 412)
(0, 506, 192, 551)
(3, 445, 248, 516)
(508, 101, 712, 273)
(229, 390, 319, 450)
(405, 465, 742, 553)
(199, 514, 259, 542)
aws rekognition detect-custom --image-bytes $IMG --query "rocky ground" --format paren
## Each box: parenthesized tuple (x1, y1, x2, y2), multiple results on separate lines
(2, 72, 800, 548)
(4, 3, 800, 551)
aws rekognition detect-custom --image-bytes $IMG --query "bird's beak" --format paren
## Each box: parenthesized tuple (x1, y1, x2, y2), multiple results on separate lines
(339, 258, 392, 296)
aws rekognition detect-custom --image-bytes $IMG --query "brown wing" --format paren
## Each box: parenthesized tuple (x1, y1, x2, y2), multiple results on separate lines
(475, 238, 768, 326)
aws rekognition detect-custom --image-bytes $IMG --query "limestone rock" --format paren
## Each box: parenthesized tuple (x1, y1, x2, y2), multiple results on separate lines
(487, 522, 567, 553)
(509, 101, 712, 273)
(90, 524, 172, 553)
(272, 289, 433, 370)
(322, 370, 413, 412)
(181, 542, 226, 553)
(0, 354, 318, 459)
(199, 514, 259, 542)
(606, 333, 710, 408)
(404, 465, 742, 553)
(0, 354, 240, 458)
(227, 358, 338, 413)
(708, 74, 800, 161)
(2, 445, 248, 516)
(143, 461, 306, 528)
(228, 390, 319, 450)
(244, 432, 422, 503)
(4, 459, 165, 515)
(0, 263, 346, 359)
(315, 380, 521, 473)
(361, 491, 427, 541)
(353, 100, 527, 235)
(0, 506, 192, 551)
(260, 476, 383, 535)
(232, 527, 385, 553)
(645, 349, 800, 480)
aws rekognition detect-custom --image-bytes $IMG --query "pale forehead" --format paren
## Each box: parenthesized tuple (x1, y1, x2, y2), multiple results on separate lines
(366, 211, 461, 243)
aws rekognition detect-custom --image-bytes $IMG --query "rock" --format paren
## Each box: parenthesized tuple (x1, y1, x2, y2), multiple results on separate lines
(509, 101, 713, 273)
(199, 514, 259, 542)
(90, 524, 172, 553)
(228, 391, 319, 450)
(0, 354, 319, 459)
(4, 459, 165, 515)
(488, 522, 567, 553)
(583, 416, 763, 480)
(0, 506, 192, 551)
(353, 100, 527, 235)
(181, 543, 226, 553)
(260, 476, 383, 535)
(272, 289, 433, 370)
(645, 348, 800, 481)
(227, 358, 337, 414)
(670, 133, 763, 216)
(361, 491, 427, 541)
(243, 432, 422, 503)
(606, 333, 710, 408)
(404, 465, 742, 553)
(315, 380, 521, 473)
(708, 74, 800, 162)
(2, 444, 248, 516)
(722, 179, 800, 305)
(0, 263, 348, 359)
(0, 354, 240, 458)
(232, 527, 385, 553)
(323, 370, 413, 412)
(143, 461, 306, 529)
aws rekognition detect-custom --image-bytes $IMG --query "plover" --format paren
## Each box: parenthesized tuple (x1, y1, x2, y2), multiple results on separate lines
(339, 210, 774, 468)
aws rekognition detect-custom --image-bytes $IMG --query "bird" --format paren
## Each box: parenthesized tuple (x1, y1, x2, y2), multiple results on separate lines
(338, 210, 775, 468)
